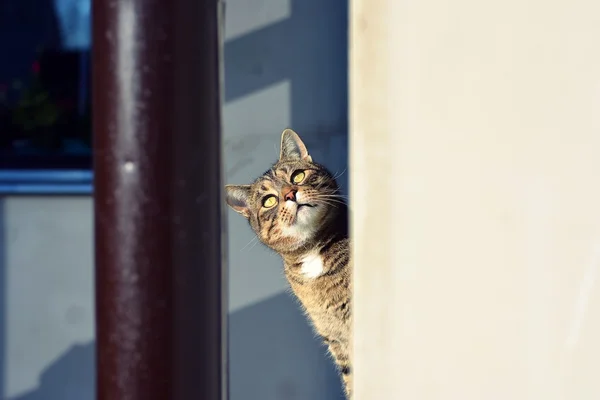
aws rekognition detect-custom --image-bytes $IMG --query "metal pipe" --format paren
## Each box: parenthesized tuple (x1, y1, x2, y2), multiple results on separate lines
(93, 0, 226, 398)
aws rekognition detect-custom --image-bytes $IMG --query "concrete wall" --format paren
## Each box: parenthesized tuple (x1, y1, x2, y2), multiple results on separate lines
(0, 0, 348, 399)
(351, 0, 600, 398)
(0, 197, 95, 400)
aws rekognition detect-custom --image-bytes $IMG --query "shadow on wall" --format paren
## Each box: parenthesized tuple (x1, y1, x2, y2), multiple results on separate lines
(4, 292, 344, 400)
(225, 0, 348, 137)
(229, 292, 345, 400)
(8, 343, 94, 400)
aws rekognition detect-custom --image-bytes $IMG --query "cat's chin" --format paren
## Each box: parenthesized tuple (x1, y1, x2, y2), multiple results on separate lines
(295, 203, 318, 226)
(278, 205, 319, 244)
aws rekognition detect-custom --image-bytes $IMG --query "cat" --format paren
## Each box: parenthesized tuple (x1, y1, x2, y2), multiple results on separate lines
(225, 129, 352, 398)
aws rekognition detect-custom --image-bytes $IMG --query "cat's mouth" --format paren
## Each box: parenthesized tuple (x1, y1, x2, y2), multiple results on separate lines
(293, 202, 317, 225)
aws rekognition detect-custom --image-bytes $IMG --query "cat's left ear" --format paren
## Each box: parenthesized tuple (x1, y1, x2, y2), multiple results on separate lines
(225, 185, 252, 218)
(280, 129, 312, 162)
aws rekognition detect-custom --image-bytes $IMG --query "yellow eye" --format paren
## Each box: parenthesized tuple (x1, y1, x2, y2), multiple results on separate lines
(262, 195, 278, 208)
(292, 171, 305, 184)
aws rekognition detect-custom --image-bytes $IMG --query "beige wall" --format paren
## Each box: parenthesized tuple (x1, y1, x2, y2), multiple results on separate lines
(351, 0, 600, 398)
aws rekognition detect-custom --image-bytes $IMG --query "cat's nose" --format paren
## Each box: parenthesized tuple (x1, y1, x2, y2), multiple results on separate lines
(284, 189, 297, 202)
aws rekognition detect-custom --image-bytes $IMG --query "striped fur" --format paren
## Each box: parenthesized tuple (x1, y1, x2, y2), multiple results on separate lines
(225, 129, 352, 398)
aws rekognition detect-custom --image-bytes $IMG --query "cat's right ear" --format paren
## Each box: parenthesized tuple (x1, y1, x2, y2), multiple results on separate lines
(280, 128, 312, 162)
(225, 185, 252, 218)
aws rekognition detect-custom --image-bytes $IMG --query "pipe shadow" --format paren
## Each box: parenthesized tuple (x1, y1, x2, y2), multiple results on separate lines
(224, 0, 348, 137)
(7, 343, 94, 400)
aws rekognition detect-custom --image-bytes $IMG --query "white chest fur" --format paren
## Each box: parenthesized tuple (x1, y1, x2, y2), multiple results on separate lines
(300, 252, 324, 278)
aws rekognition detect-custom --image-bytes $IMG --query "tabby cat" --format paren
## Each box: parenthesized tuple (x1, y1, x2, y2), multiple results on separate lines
(225, 129, 352, 398)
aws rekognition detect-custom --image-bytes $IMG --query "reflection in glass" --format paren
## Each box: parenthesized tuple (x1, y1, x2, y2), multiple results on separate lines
(54, 0, 91, 50)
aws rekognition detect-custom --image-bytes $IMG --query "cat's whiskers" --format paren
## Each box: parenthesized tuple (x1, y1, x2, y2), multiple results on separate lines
(319, 193, 348, 201)
(248, 237, 261, 251)
(240, 234, 259, 251)
(314, 180, 333, 191)
(314, 194, 347, 205)
(332, 168, 347, 181)
(329, 188, 348, 198)
(313, 199, 342, 209)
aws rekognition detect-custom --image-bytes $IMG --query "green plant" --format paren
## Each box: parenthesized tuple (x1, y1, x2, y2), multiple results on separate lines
(12, 71, 60, 132)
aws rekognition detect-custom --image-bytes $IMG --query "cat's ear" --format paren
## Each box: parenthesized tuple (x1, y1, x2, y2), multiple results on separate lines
(280, 129, 312, 162)
(225, 185, 252, 218)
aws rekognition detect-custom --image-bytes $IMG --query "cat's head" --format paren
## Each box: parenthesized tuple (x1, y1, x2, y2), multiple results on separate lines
(225, 129, 344, 254)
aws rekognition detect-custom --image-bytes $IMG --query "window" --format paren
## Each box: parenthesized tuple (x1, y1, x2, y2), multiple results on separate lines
(0, 0, 92, 193)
